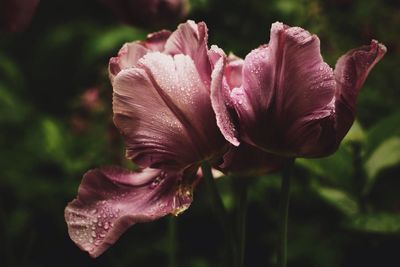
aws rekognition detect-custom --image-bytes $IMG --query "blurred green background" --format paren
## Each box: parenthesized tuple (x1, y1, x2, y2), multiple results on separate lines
(0, 0, 399, 266)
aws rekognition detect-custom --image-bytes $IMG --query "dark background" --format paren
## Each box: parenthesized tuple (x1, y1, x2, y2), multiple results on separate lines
(1, 0, 399, 266)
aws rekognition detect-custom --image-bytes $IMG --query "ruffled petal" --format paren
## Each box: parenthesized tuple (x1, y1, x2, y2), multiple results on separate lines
(65, 166, 194, 258)
(235, 22, 345, 156)
(334, 40, 387, 141)
(113, 52, 224, 169)
(210, 50, 240, 146)
(164, 20, 211, 86)
(109, 30, 171, 83)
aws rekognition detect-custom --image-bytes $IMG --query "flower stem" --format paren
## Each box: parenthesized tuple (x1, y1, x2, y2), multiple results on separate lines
(233, 178, 249, 267)
(277, 160, 294, 267)
(168, 216, 177, 267)
(201, 162, 237, 265)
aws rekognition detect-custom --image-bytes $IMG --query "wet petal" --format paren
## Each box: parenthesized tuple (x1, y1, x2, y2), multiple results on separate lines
(210, 53, 240, 146)
(65, 166, 194, 257)
(109, 30, 171, 83)
(235, 23, 343, 156)
(113, 52, 223, 169)
(164, 20, 211, 86)
(334, 40, 387, 141)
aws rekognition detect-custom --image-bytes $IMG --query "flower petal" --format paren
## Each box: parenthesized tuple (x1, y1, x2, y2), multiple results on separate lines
(164, 20, 211, 86)
(210, 52, 240, 146)
(109, 30, 171, 83)
(334, 40, 387, 141)
(234, 22, 340, 156)
(65, 166, 194, 257)
(113, 52, 224, 169)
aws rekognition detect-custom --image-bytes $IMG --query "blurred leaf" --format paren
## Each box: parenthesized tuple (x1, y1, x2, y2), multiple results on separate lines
(347, 213, 400, 234)
(0, 84, 28, 123)
(85, 26, 145, 64)
(366, 111, 400, 155)
(343, 120, 365, 144)
(364, 137, 400, 193)
(313, 185, 359, 216)
(297, 145, 353, 190)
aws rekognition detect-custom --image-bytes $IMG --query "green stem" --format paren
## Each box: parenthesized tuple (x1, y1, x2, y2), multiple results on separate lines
(201, 162, 236, 265)
(168, 216, 177, 267)
(277, 160, 294, 267)
(233, 178, 249, 267)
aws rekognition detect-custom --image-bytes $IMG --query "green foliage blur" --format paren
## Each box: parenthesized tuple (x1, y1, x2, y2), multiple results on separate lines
(0, 0, 399, 266)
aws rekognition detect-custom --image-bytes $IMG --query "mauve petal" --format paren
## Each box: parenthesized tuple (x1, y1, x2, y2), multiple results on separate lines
(164, 20, 212, 86)
(0, 0, 40, 32)
(210, 50, 240, 146)
(234, 23, 342, 156)
(334, 40, 387, 141)
(65, 166, 194, 257)
(220, 144, 286, 176)
(113, 52, 223, 169)
(109, 30, 171, 83)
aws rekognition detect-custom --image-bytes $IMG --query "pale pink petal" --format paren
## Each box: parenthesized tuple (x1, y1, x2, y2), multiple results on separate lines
(334, 40, 387, 141)
(164, 20, 211, 86)
(109, 30, 171, 83)
(65, 166, 194, 257)
(113, 52, 224, 169)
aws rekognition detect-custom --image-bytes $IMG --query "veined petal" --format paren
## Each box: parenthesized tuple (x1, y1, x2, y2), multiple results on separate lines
(210, 54, 240, 146)
(65, 166, 194, 258)
(109, 30, 171, 83)
(236, 22, 341, 156)
(113, 52, 223, 169)
(164, 20, 211, 86)
(334, 40, 387, 141)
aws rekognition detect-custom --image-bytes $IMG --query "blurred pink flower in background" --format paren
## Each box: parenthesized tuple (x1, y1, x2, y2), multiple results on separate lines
(0, 0, 40, 32)
(211, 22, 386, 158)
(101, 0, 189, 28)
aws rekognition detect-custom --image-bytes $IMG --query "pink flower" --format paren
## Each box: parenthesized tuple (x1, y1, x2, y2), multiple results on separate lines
(101, 0, 189, 28)
(65, 20, 281, 257)
(211, 22, 386, 158)
(0, 0, 40, 32)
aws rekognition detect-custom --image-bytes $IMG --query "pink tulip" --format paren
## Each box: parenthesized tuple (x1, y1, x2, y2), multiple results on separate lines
(0, 0, 40, 32)
(211, 22, 386, 158)
(101, 0, 189, 28)
(65, 21, 282, 257)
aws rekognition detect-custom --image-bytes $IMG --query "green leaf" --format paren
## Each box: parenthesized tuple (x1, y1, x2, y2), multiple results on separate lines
(313, 186, 359, 216)
(366, 111, 400, 155)
(297, 145, 354, 190)
(364, 137, 400, 193)
(343, 120, 365, 144)
(347, 213, 400, 234)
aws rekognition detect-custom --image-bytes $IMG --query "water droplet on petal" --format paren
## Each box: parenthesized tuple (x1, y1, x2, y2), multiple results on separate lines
(91, 231, 97, 238)
(104, 222, 109, 230)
